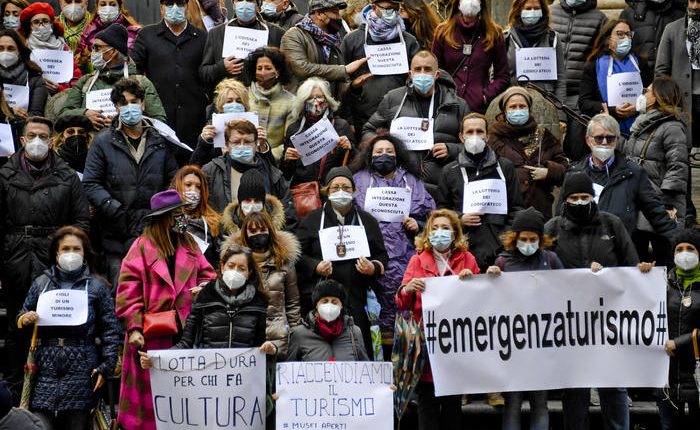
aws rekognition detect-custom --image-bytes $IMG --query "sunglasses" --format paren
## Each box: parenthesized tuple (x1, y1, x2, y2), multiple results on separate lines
(590, 135, 617, 144)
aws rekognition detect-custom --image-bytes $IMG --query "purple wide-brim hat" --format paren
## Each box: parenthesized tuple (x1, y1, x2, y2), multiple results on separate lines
(142, 190, 185, 221)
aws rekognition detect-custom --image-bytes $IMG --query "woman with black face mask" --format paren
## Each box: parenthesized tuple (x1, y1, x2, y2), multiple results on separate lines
(53, 114, 92, 174)
(349, 132, 434, 360)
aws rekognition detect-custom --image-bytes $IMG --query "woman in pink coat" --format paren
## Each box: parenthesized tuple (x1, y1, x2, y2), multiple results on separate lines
(115, 190, 217, 430)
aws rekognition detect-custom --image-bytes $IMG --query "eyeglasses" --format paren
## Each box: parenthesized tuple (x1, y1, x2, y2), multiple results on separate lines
(30, 19, 51, 26)
(25, 132, 50, 140)
(328, 185, 353, 193)
(590, 135, 618, 144)
(614, 30, 634, 39)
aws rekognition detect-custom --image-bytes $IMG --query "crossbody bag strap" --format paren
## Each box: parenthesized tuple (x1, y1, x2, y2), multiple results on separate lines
(638, 128, 657, 164)
(693, 328, 699, 360)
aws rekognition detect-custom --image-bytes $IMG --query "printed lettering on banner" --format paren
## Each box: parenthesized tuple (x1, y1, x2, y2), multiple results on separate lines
(462, 178, 508, 215)
(148, 348, 266, 430)
(30, 49, 74, 83)
(364, 187, 411, 222)
(319, 225, 371, 261)
(607, 72, 642, 106)
(421, 267, 669, 396)
(0, 123, 14, 157)
(515, 47, 557, 81)
(36, 288, 88, 326)
(3, 84, 28, 111)
(86, 89, 117, 117)
(364, 42, 409, 75)
(222, 26, 268, 59)
(390, 117, 433, 151)
(276, 361, 394, 430)
(290, 117, 339, 166)
(211, 112, 259, 148)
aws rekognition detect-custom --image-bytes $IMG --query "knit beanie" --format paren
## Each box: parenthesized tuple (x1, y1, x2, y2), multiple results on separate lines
(561, 172, 594, 200)
(511, 207, 545, 236)
(237, 169, 266, 202)
(324, 166, 355, 188)
(499, 86, 533, 112)
(311, 279, 347, 306)
(94, 23, 129, 56)
(672, 228, 700, 254)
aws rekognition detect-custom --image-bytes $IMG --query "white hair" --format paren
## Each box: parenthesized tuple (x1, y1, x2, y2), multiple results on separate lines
(291, 77, 339, 122)
(586, 113, 620, 137)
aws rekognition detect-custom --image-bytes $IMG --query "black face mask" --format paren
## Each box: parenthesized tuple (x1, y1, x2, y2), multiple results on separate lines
(63, 135, 89, 154)
(371, 154, 396, 176)
(326, 17, 343, 33)
(563, 201, 597, 225)
(248, 233, 271, 251)
(690, 8, 700, 20)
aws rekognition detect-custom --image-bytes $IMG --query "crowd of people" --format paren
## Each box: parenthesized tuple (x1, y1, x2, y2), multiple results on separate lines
(0, 0, 698, 429)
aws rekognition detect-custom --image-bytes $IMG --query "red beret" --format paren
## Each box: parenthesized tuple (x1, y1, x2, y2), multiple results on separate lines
(19, 2, 55, 28)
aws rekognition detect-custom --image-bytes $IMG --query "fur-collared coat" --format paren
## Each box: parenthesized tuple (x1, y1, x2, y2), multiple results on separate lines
(220, 194, 289, 238)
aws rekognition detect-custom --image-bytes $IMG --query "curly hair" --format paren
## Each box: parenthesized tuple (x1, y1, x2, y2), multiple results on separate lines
(349, 132, 421, 178)
(499, 230, 555, 251)
(245, 46, 292, 86)
(415, 209, 469, 253)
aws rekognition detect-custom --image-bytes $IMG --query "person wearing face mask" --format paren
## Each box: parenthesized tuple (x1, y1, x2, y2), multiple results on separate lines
(579, 19, 653, 136)
(620, 76, 688, 266)
(185, 0, 226, 32)
(0, 116, 90, 400)
(52, 113, 92, 173)
(0, 29, 48, 118)
(296, 166, 388, 359)
(281, 77, 354, 214)
(281, 0, 370, 99)
(115, 190, 217, 430)
(544, 172, 655, 430)
(438, 113, 524, 271)
(59, 0, 91, 52)
(0, 0, 28, 31)
(363, 51, 469, 200)
(171, 165, 222, 268)
(260, 0, 303, 30)
(351, 133, 434, 360)
(15, 226, 120, 429)
(489, 86, 569, 219)
(484, 207, 564, 430)
(399, 0, 439, 50)
(288, 279, 368, 361)
(658, 228, 700, 429)
(339, 0, 420, 139)
(430, 0, 510, 113)
(82, 78, 177, 288)
(397, 208, 479, 429)
(199, 0, 285, 88)
(59, 23, 167, 130)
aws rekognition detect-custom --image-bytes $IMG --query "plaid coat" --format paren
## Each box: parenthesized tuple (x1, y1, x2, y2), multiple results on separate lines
(115, 236, 216, 430)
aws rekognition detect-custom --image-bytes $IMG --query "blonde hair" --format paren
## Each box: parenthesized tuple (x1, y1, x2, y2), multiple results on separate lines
(415, 209, 469, 253)
(214, 79, 250, 113)
(291, 77, 339, 122)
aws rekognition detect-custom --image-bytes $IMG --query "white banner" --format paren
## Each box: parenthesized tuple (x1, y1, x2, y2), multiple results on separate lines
(148, 348, 266, 430)
(421, 267, 669, 396)
(319, 225, 371, 262)
(36, 288, 88, 326)
(607, 72, 643, 107)
(0, 123, 13, 157)
(390, 117, 433, 151)
(222, 26, 268, 59)
(4, 83, 29, 111)
(365, 42, 409, 75)
(31, 49, 74, 83)
(363, 186, 411, 222)
(211, 112, 259, 148)
(85, 89, 117, 117)
(275, 361, 393, 430)
(515, 47, 557, 81)
(290, 118, 339, 166)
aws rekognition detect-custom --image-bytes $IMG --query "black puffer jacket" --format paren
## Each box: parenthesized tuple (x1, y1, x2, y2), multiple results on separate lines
(619, 0, 687, 71)
(262, 6, 303, 30)
(174, 280, 268, 349)
(665, 269, 700, 402)
(494, 249, 564, 272)
(544, 208, 640, 268)
(17, 266, 121, 412)
(287, 312, 369, 362)
(551, 0, 608, 108)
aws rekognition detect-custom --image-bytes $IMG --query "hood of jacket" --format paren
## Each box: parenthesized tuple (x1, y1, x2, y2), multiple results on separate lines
(221, 194, 287, 235)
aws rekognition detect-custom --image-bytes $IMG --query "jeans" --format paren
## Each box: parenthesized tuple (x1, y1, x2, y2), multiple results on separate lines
(658, 396, 700, 430)
(562, 388, 629, 430)
(35, 410, 90, 430)
(502, 391, 549, 430)
(415, 381, 462, 430)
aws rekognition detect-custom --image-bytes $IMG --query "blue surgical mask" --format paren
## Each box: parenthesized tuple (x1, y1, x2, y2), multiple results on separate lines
(165, 4, 187, 25)
(506, 109, 529, 126)
(380, 8, 399, 26)
(516, 240, 539, 257)
(3, 15, 19, 30)
(223, 102, 246, 113)
(614, 38, 632, 57)
(235, 1, 257, 22)
(119, 103, 142, 126)
(429, 229, 453, 252)
(260, 2, 278, 18)
(520, 9, 542, 26)
(229, 145, 255, 164)
(412, 73, 435, 95)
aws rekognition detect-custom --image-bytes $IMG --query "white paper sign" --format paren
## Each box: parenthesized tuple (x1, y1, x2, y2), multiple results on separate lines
(275, 361, 394, 430)
(30, 49, 74, 83)
(4, 83, 28, 111)
(364, 187, 411, 222)
(148, 348, 266, 430)
(421, 267, 669, 396)
(319, 225, 371, 262)
(211, 112, 260, 148)
(86, 89, 117, 117)
(365, 42, 409, 75)
(290, 118, 339, 166)
(462, 178, 508, 215)
(36, 288, 88, 326)
(593, 183, 604, 204)
(149, 117, 193, 152)
(390, 117, 433, 151)
(222, 26, 268, 59)
(515, 47, 557, 81)
(607, 71, 643, 107)
(0, 123, 14, 157)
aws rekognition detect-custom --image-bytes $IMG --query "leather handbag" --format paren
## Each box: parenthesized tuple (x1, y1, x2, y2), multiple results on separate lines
(143, 310, 179, 338)
(290, 180, 322, 219)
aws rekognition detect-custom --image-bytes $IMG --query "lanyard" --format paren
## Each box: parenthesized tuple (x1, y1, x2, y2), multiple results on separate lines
(320, 203, 364, 228)
(42, 278, 89, 294)
(86, 62, 129, 94)
(460, 162, 505, 185)
(607, 54, 640, 77)
(368, 173, 411, 193)
(393, 90, 434, 121)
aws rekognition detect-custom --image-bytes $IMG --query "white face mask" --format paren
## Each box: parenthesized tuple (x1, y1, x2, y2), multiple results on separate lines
(32, 24, 53, 42)
(591, 145, 614, 162)
(328, 190, 353, 209)
(675, 251, 699, 271)
(241, 201, 264, 216)
(98, 5, 120, 24)
(25, 137, 50, 161)
(516, 240, 539, 257)
(58, 252, 83, 272)
(222, 269, 247, 290)
(459, 0, 481, 17)
(63, 4, 86, 22)
(0, 51, 18, 68)
(463, 135, 486, 154)
(317, 302, 342, 322)
(635, 93, 648, 114)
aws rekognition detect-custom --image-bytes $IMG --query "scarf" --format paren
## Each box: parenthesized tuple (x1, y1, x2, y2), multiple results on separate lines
(20, 151, 52, 179)
(595, 53, 639, 134)
(0, 61, 27, 84)
(491, 116, 538, 139)
(688, 18, 700, 68)
(514, 20, 550, 48)
(60, 12, 90, 52)
(629, 109, 670, 136)
(366, 11, 404, 42)
(251, 82, 280, 102)
(252, 250, 271, 266)
(216, 281, 257, 306)
(315, 314, 344, 343)
(296, 15, 340, 62)
(27, 33, 66, 51)
(227, 155, 272, 192)
(675, 266, 700, 290)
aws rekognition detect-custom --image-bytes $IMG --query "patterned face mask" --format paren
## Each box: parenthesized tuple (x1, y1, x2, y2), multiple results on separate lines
(172, 212, 189, 234)
(304, 96, 329, 121)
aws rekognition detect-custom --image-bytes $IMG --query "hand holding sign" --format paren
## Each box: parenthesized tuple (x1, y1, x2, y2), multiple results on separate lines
(224, 56, 244, 76)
